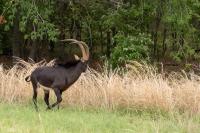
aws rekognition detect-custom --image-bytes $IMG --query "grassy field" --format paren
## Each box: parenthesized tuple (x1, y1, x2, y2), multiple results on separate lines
(0, 103, 200, 133)
(1, 59, 200, 132)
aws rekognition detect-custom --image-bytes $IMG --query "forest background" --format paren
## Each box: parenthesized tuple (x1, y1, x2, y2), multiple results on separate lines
(1, 0, 200, 69)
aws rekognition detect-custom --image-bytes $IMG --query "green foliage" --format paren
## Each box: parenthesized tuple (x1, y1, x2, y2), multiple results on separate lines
(3, 0, 59, 42)
(1, 0, 200, 65)
(102, 4, 144, 33)
(170, 44, 196, 63)
(163, 0, 192, 31)
(110, 33, 152, 68)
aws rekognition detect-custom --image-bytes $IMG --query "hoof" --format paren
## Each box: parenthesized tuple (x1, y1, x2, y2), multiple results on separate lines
(34, 107, 39, 112)
(35, 109, 39, 112)
(46, 107, 51, 110)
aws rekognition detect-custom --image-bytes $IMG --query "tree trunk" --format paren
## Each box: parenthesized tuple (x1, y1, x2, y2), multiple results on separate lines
(111, 27, 117, 47)
(153, 17, 161, 61)
(29, 40, 37, 61)
(75, 20, 81, 40)
(87, 22, 92, 56)
(70, 19, 75, 39)
(12, 8, 21, 58)
(162, 28, 167, 57)
(179, 30, 184, 47)
(153, 3, 163, 61)
(172, 32, 177, 50)
(106, 30, 112, 58)
(99, 26, 104, 53)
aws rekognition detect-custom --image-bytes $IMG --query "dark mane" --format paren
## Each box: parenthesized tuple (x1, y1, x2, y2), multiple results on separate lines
(57, 60, 81, 68)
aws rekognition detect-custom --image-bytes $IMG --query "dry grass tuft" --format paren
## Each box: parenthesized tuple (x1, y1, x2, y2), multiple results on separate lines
(1, 58, 200, 114)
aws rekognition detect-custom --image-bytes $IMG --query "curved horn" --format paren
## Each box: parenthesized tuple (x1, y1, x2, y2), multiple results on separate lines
(61, 39, 88, 61)
(80, 41, 89, 60)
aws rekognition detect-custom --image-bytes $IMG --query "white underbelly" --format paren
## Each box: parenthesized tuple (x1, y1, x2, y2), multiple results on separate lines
(38, 83, 51, 91)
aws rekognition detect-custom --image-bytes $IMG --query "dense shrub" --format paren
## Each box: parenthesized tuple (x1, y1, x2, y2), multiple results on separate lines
(110, 33, 152, 68)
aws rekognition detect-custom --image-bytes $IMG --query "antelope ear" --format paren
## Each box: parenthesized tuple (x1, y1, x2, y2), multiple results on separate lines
(74, 54, 80, 60)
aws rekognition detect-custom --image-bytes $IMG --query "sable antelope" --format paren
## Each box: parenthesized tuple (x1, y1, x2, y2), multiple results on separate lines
(25, 39, 89, 110)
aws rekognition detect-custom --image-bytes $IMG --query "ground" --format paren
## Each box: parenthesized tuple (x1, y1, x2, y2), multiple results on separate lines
(0, 103, 200, 133)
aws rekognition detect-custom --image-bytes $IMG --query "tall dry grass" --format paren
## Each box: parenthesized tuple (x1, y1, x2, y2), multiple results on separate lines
(0, 58, 200, 113)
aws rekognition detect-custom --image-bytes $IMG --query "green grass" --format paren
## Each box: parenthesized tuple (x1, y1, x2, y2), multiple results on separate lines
(0, 103, 200, 133)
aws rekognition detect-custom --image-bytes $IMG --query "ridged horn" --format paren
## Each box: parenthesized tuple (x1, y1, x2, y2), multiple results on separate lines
(79, 41, 89, 61)
(61, 39, 89, 61)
